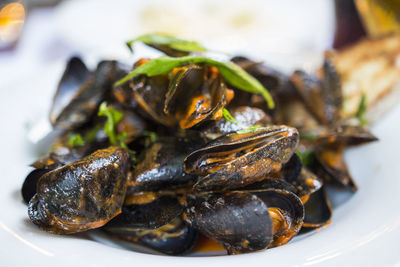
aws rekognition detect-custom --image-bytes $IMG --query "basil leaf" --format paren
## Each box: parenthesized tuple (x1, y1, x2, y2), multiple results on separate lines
(98, 102, 124, 145)
(222, 108, 240, 125)
(236, 125, 264, 134)
(115, 56, 275, 109)
(126, 33, 207, 53)
(97, 102, 137, 166)
(68, 133, 84, 147)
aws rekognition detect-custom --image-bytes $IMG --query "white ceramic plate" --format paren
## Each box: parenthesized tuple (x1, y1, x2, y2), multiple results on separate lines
(1, 56, 400, 266)
(1, 1, 400, 266)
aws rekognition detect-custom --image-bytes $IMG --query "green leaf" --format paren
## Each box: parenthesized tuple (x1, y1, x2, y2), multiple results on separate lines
(115, 56, 275, 109)
(97, 102, 137, 167)
(222, 108, 240, 125)
(126, 33, 207, 53)
(68, 133, 84, 147)
(83, 124, 102, 143)
(141, 130, 159, 148)
(236, 125, 264, 134)
(98, 102, 124, 145)
(356, 93, 368, 126)
(296, 149, 315, 167)
(299, 131, 318, 142)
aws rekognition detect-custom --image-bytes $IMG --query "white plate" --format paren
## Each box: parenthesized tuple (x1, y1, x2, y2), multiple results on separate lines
(1, 1, 400, 266)
(1, 57, 400, 267)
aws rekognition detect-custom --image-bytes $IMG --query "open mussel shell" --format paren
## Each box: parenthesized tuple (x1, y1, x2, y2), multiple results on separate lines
(252, 189, 304, 248)
(22, 169, 51, 204)
(50, 59, 129, 130)
(290, 58, 342, 126)
(105, 217, 198, 255)
(302, 187, 332, 229)
(184, 191, 273, 254)
(314, 145, 357, 191)
(50, 57, 91, 129)
(128, 137, 201, 193)
(316, 125, 378, 146)
(184, 125, 299, 192)
(281, 154, 323, 200)
(106, 196, 183, 230)
(231, 56, 294, 96)
(22, 157, 66, 204)
(132, 74, 177, 127)
(28, 147, 130, 234)
(165, 64, 232, 129)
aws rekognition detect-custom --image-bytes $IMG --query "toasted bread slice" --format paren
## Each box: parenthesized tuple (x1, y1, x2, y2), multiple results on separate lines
(329, 34, 400, 122)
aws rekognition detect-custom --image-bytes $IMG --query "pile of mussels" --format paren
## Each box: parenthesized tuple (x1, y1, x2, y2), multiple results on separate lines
(22, 38, 377, 255)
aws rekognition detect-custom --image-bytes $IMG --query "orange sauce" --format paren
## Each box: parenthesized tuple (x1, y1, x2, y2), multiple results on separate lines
(192, 235, 225, 252)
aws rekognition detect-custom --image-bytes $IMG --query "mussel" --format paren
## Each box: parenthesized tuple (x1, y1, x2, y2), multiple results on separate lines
(105, 217, 198, 255)
(184, 188, 304, 254)
(50, 58, 129, 130)
(28, 147, 130, 234)
(184, 125, 299, 192)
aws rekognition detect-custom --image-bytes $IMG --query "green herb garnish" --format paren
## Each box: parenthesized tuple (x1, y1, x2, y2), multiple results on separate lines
(296, 149, 315, 167)
(126, 33, 207, 54)
(68, 133, 84, 147)
(141, 130, 158, 148)
(299, 131, 319, 142)
(222, 108, 240, 125)
(98, 102, 124, 145)
(222, 108, 265, 134)
(356, 93, 368, 126)
(236, 125, 264, 134)
(97, 102, 136, 166)
(115, 56, 275, 109)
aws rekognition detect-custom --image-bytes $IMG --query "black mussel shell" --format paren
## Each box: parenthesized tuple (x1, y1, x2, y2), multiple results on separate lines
(106, 195, 183, 230)
(22, 169, 51, 204)
(290, 58, 342, 126)
(184, 191, 273, 254)
(317, 125, 378, 146)
(50, 59, 128, 130)
(132, 74, 177, 127)
(128, 137, 200, 193)
(28, 146, 130, 234)
(281, 153, 303, 182)
(281, 154, 323, 199)
(252, 189, 304, 247)
(238, 178, 297, 194)
(302, 187, 332, 229)
(105, 217, 198, 255)
(231, 56, 294, 95)
(184, 125, 299, 192)
(50, 57, 91, 129)
(314, 145, 357, 191)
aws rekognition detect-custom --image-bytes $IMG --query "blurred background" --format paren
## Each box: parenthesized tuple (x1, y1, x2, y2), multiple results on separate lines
(1, 0, 400, 88)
